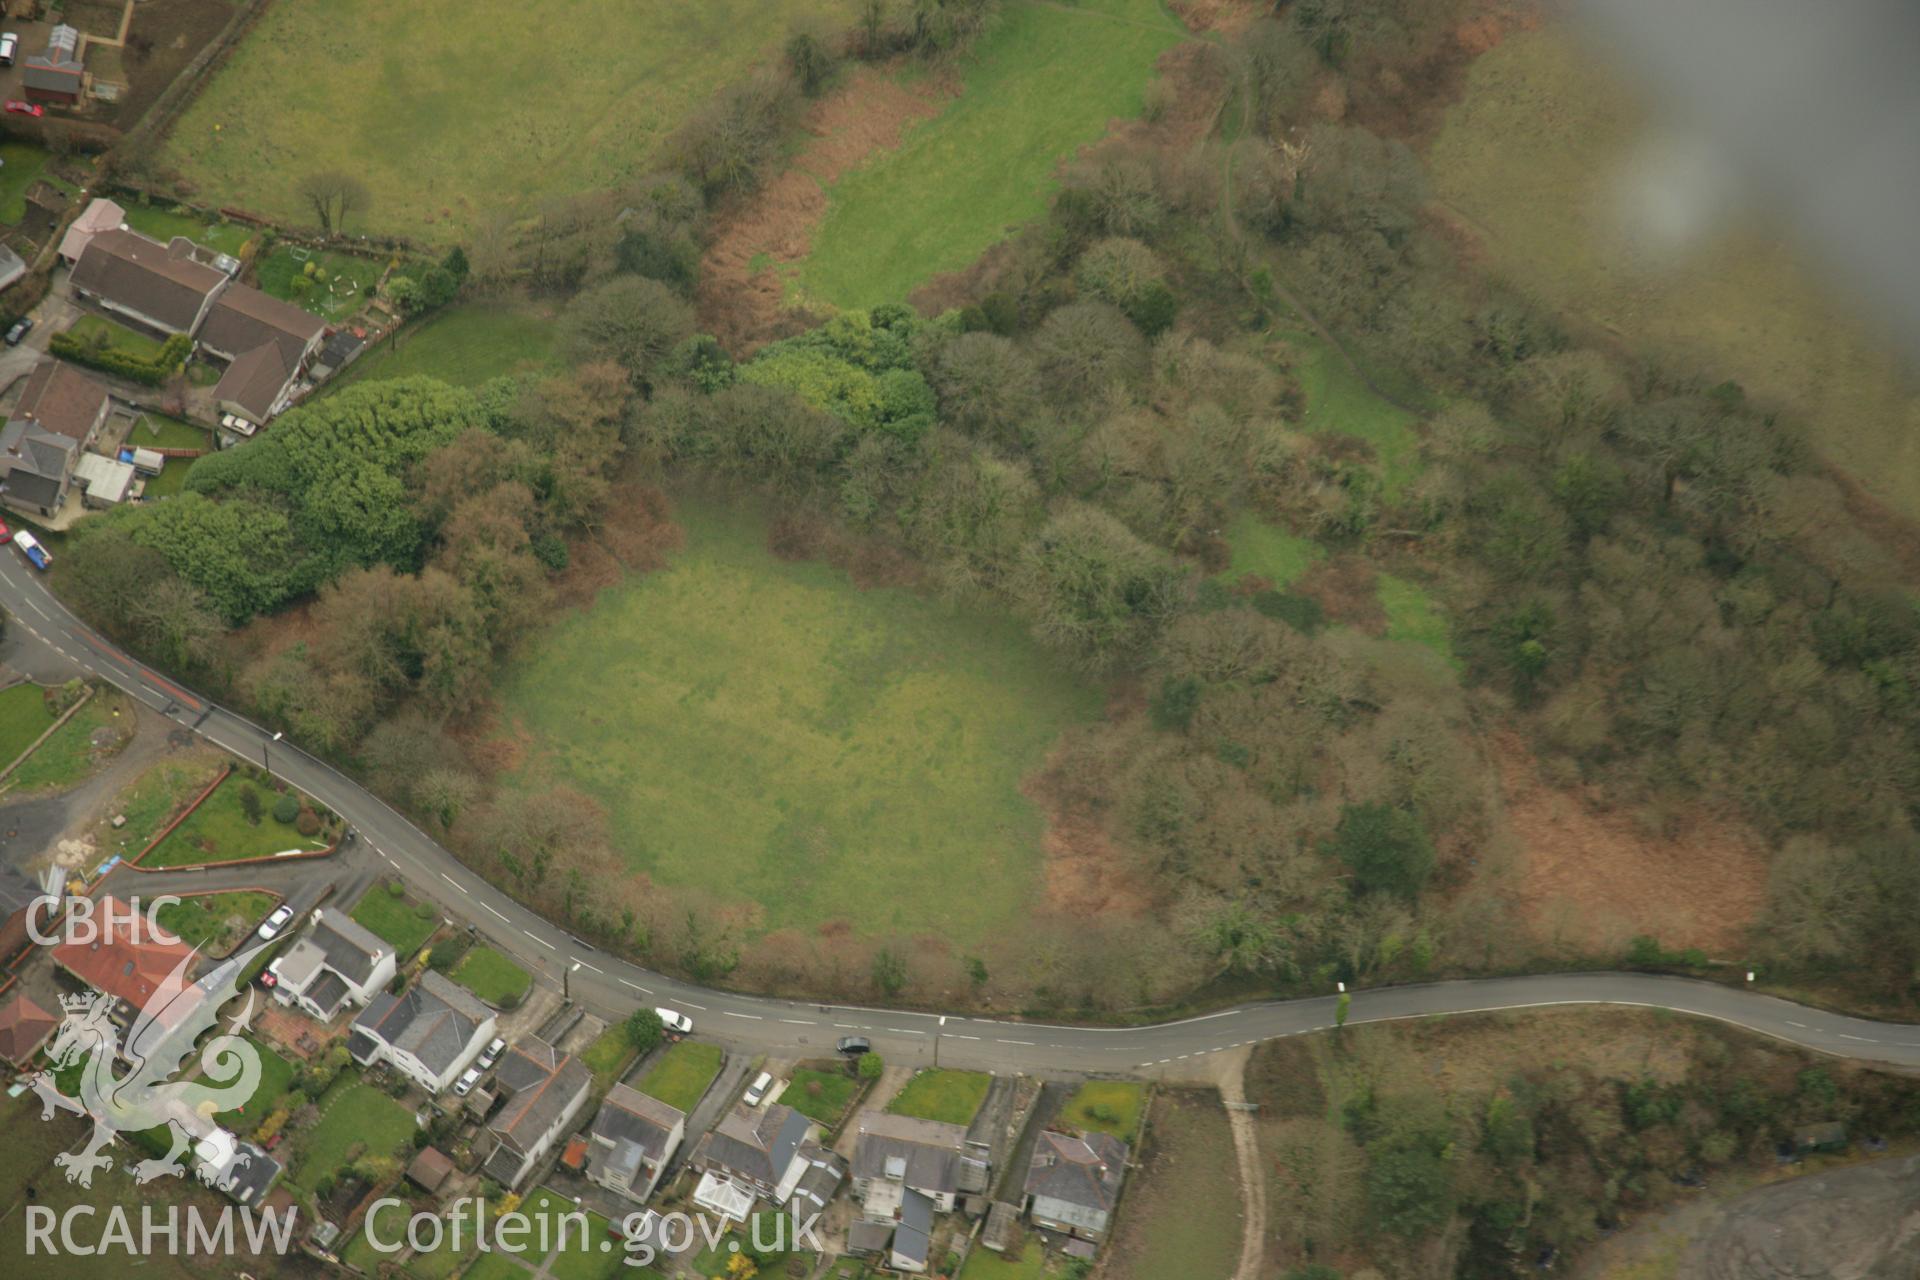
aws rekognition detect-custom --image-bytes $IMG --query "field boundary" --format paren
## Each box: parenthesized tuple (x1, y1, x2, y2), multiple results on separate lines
(127, 761, 231, 867)
(0, 683, 94, 786)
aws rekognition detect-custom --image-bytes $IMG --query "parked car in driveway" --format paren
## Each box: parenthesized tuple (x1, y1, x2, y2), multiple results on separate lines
(477, 1036, 506, 1070)
(256, 903, 295, 940)
(743, 1071, 774, 1107)
(453, 1066, 483, 1096)
(4, 101, 44, 118)
(5, 317, 32, 346)
(655, 1007, 693, 1037)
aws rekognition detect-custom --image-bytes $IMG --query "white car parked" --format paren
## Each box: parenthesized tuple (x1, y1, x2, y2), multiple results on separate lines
(452, 1066, 483, 1096)
(743, 1071, 774, 1107)
(655, 1007, 693, 1036)
(256, 904, 295, 941)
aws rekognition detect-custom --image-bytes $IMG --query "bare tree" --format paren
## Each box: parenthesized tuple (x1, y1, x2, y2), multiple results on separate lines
(297, 171, 371, 235)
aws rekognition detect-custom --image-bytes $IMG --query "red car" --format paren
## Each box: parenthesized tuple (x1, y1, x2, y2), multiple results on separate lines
(4, 101, 43, 118)
(0, 518, 10, 542)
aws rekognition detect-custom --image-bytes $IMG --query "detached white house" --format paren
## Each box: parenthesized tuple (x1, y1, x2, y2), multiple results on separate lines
(268, 909, 396, 1021)
(348, 970, 494, 1095)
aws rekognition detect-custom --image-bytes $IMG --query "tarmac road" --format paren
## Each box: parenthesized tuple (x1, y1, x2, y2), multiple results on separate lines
(5, 551, 1920, 1079)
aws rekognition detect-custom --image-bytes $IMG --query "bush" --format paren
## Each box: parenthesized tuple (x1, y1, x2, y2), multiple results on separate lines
(857, 1051, 884, 1081)
(428, 935, 471, 974)
(47, 330, 191, 386)
(238, 784, 263, 825)
(295, 808, 322, 837)
(1327, 802, 1435, 901)
(272, 793, 301, 824)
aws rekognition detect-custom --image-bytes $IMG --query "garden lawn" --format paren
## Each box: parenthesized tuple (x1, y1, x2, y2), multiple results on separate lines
(151, 890, 278, 955)
(461, 1254, 534, 1280)
(66, 313, 167, 361)
(959, 1238, 1054, 1280)
(340, 302, 561, 389)
(117, 202, 256, 257)
(637, 1040, 723, 1113)
(1058, 1080, 1146, 1140)
(582, 1025, 637, 1090)
(1216, 511, 1319, 588)
(351, 884, 441, 956)
(212, 1034, 296, 1130)
(494, 498, 1099, 949)
(92, 753, 226, 862)
(131, 411, 213, 451)
(159, 0, 859, 241)
(286, 1079, 417, 1191)
(778, 1067, 859, 1126)
(254, 244, 384, 321)
(142, 776, 328, 868)
(804, 0, 1183, 307)
(887, 1069, 990, 1127)
(0, 142, 57, 224)
(141, 457, 197, 498)
(522, 1189, 623, 1280)
(0, 682, 52, 767)
(3, 688, 128, 795)
(450, 944, 531, 1006)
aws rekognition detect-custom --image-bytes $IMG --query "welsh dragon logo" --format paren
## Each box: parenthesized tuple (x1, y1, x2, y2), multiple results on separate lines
(26, 940, 268, 1191)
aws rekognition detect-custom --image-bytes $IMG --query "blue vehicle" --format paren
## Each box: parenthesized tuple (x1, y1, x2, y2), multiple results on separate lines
(12, 529, 50, 570)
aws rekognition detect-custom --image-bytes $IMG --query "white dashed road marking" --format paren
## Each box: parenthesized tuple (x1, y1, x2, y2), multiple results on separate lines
(525, 931, 556, 950)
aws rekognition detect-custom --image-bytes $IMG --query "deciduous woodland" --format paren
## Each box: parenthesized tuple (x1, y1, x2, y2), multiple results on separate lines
(62, 0, 1920, 1022)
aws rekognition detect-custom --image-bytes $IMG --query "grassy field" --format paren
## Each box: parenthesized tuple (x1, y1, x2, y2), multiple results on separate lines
(1428, 25, 1920, 521)
(340, 302, 562, 389)
(159, 0, 858, 241)
(779, 1066, 860, 1125)
(0, 682, 52, 767)
(3, 687, 130, 795)
(150, 889, 278, 955)
(253, 243, 383, 320)
(90, 752, 225, 862)
(1280, 328, 1423, 498)
(1377, 573, 1454, 664)
(450, 943, 531, 1006)
(1105, 1091, 1241, 1280)
(637, 1039, 723, 1112)
(1058, 1079, 1146, 1141)
(117, 201, 255, 257)
(286, 1077, 418, 1191)
(804, 0, 1183, 307)
(1216, 510, 1320, 589)
(141, 456, 199, 499)
(351, 881, 441, 956)
(887, 1068, 991, 1127)
(0, 142, 58, 225)
(142, 775, 328, 868)
(495, 498, 1099, 947)
(66, 313, 168, 361)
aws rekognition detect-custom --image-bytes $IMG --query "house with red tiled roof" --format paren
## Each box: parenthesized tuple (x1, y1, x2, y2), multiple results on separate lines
(0, 993, 59, 1067)
(49, 895, 196, 1010)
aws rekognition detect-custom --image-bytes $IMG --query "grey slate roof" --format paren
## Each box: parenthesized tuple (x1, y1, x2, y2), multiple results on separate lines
(3, 469, 63, 511)
(352, 969, 490, 1076)
(488, 1044, 591, 1156)
(197, 282, 324, 365)
(695, 1102, 811, 1188)
(495, 1036, 566, 1096)
(307, 910, 390, 985)
(212, 342, 292, 421)
(70, 230, 225, 332)
(847, 1220, 892, 1255)
(852, 1113, 971, 1195)
(786, 1143, 846, 1225)
(594, 1084, 683, 1162)
(306, 969, 350, 1017)
(0, 864, 43, 919)
(1025, 1129, 1128, 1214)
(893, 1189, 934, 1267)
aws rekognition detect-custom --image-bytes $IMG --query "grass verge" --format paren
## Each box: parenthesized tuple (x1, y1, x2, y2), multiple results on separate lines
(887, 1068, 991, 1127)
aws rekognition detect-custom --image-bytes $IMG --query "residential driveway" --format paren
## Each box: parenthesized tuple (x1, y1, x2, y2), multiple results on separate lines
(0, 287, 70, 393)
(667, 1050, 750, 1181)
